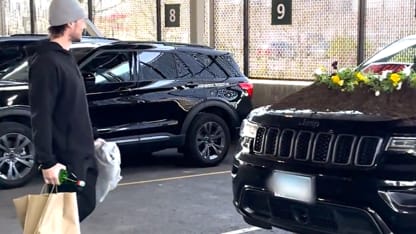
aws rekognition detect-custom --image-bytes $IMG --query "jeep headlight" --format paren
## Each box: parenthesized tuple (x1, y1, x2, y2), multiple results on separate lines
(386, 137, 416, 153)
(240, 119, 259, 138)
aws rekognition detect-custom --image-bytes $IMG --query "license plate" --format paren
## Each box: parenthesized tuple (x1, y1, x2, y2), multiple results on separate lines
(271, 170, 315, 203)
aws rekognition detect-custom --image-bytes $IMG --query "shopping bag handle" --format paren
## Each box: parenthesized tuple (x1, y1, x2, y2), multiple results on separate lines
(40, 184, 58, 194)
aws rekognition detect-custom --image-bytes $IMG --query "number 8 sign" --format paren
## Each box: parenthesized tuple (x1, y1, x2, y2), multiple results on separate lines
(271, 0, 292, 25)
(165, 4, 180, 27)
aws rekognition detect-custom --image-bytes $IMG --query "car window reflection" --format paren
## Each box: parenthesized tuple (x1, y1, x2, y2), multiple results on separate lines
(82, 51, 135, 84)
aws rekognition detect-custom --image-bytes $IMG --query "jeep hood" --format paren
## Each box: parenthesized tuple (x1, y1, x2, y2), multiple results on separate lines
(248, 105, 396, 122)
(247, 105, 416, 133)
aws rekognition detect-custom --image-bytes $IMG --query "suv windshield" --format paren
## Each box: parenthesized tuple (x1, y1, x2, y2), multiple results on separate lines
(0, 47, 93, 82)
(0, 41, 35, 77)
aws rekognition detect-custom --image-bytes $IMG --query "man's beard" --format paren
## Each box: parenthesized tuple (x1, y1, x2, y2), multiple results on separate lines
(70, 31, 81, 42)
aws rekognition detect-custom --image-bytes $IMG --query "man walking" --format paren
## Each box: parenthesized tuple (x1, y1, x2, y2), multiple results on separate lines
(28, 0, 97, 222)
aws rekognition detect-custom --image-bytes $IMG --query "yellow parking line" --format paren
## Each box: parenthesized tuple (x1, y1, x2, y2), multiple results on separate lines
(118, 170, 230, 187)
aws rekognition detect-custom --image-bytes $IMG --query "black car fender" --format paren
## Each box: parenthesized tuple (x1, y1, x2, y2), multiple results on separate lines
(0, 105, 31, 118)
(180, 99, 240, 135)
(0, 105, 32, 125)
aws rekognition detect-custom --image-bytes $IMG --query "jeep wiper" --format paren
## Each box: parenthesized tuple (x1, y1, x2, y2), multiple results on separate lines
(140, 62, 167, 79)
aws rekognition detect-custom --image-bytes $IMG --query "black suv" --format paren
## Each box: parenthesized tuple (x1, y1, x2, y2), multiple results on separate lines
(233, 35, 416, 234)
(0, 36, 253, 188)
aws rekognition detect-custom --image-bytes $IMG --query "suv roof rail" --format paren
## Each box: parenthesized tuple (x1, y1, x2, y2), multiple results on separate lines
(113, 40, 211, 49)
(81, 36, 119, 40)
(9, 34, 118, 40)
(10, 34, 48, 37)
(156, 41, 212, 49)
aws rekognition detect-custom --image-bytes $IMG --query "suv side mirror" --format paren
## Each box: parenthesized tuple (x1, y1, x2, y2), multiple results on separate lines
(83, 72, 95, 87)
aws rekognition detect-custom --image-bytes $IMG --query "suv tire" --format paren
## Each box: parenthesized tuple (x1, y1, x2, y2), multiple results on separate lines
(185, 113, 231, 166)
(0, 122, 36, 188)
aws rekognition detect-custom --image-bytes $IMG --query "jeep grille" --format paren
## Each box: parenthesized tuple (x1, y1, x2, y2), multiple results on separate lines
(252, 127, 383, 167)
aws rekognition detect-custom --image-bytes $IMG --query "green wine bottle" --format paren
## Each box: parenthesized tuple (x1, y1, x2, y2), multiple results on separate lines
(59, 169, 86, 187)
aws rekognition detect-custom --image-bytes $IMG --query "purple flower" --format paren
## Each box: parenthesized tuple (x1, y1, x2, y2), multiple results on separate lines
(331, 61, 338, 70)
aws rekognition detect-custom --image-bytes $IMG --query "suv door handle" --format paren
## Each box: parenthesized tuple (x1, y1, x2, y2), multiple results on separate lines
(118, 87, 132, 92)
(185, 82, 198, 88)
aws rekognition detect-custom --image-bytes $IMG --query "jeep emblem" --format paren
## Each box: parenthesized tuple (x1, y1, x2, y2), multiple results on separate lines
(299, 119, 320, 128)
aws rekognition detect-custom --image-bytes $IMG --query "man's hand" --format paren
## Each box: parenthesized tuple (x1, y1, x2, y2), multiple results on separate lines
(42, 163, 66, 185)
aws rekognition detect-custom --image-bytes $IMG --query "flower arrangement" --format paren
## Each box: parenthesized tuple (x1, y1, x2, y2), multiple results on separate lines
(314, 61, 416, 96)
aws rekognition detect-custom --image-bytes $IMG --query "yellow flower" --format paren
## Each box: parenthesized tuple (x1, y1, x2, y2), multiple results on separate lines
(390, 73, 401, 86)
(356, 72, 368, 83)
(331, 75, 344, 86)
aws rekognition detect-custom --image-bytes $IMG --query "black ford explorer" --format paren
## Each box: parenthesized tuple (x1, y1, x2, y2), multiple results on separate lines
(232, 35, 416, 234)
(0, 35, 253, 188)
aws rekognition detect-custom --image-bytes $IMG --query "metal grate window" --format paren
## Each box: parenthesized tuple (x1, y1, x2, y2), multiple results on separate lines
(32, 0, 50, 33)
(92, 0, 157, 40)
(213, 0, 244, 72)
(1, 0, 31, 35)
(248, 0, 359, 80)
(364, 1, 416, 59)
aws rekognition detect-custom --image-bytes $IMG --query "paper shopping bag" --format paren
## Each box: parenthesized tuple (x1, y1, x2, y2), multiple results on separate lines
(24, 193, 52, 234)
(13, 193, 52, 234)
(13, 194, 31, 228)
(13, 192, 80, 234)
(35, 192, 80, 234)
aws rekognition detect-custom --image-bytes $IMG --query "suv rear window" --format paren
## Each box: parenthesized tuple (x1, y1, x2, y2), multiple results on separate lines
(175, 52, 243, 79)
(216, 54, 243, 77)
(139, 51, 177, 80)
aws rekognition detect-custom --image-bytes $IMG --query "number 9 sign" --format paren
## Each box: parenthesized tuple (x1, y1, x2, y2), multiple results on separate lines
(271, 0, 292, 25)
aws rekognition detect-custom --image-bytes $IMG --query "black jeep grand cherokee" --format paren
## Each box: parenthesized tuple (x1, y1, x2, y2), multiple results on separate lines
(0, 36, 253, 188)
(233, 35, 416, 234)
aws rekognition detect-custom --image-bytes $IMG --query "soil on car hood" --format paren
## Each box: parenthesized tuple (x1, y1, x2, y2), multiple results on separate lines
(271, 83, 416, 119)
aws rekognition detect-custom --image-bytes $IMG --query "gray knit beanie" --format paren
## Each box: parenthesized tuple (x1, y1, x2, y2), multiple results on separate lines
(49, 0, 87, 26)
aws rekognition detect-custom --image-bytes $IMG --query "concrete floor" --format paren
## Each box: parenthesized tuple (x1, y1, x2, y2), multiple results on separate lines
(0, 145, 291, 234)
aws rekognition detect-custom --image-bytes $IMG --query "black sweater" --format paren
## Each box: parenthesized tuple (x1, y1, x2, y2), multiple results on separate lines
(28, 41, 96, 179)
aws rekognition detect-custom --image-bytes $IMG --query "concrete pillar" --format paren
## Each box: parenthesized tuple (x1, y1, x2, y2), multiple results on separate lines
(0, 1, 6, 35)
(190, 0, 205, 45)
(209, 0, 215, 48)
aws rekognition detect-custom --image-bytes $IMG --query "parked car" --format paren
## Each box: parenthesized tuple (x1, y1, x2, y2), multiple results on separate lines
(0, 35, 253, 188)
(306, 41, 329, 57)
(232, 34, 416, 234)
(257, 41, 296, 59)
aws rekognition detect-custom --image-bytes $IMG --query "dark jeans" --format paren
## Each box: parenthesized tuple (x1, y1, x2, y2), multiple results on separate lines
(50, 169, 97, 222)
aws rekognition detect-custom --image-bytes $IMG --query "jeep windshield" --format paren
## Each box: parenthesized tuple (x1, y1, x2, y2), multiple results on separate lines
(358, 35, 416, 74)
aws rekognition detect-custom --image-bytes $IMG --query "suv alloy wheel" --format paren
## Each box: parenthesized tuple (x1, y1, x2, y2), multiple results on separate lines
(0, 122, 36, 188)
(185, 113, 231, 166)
